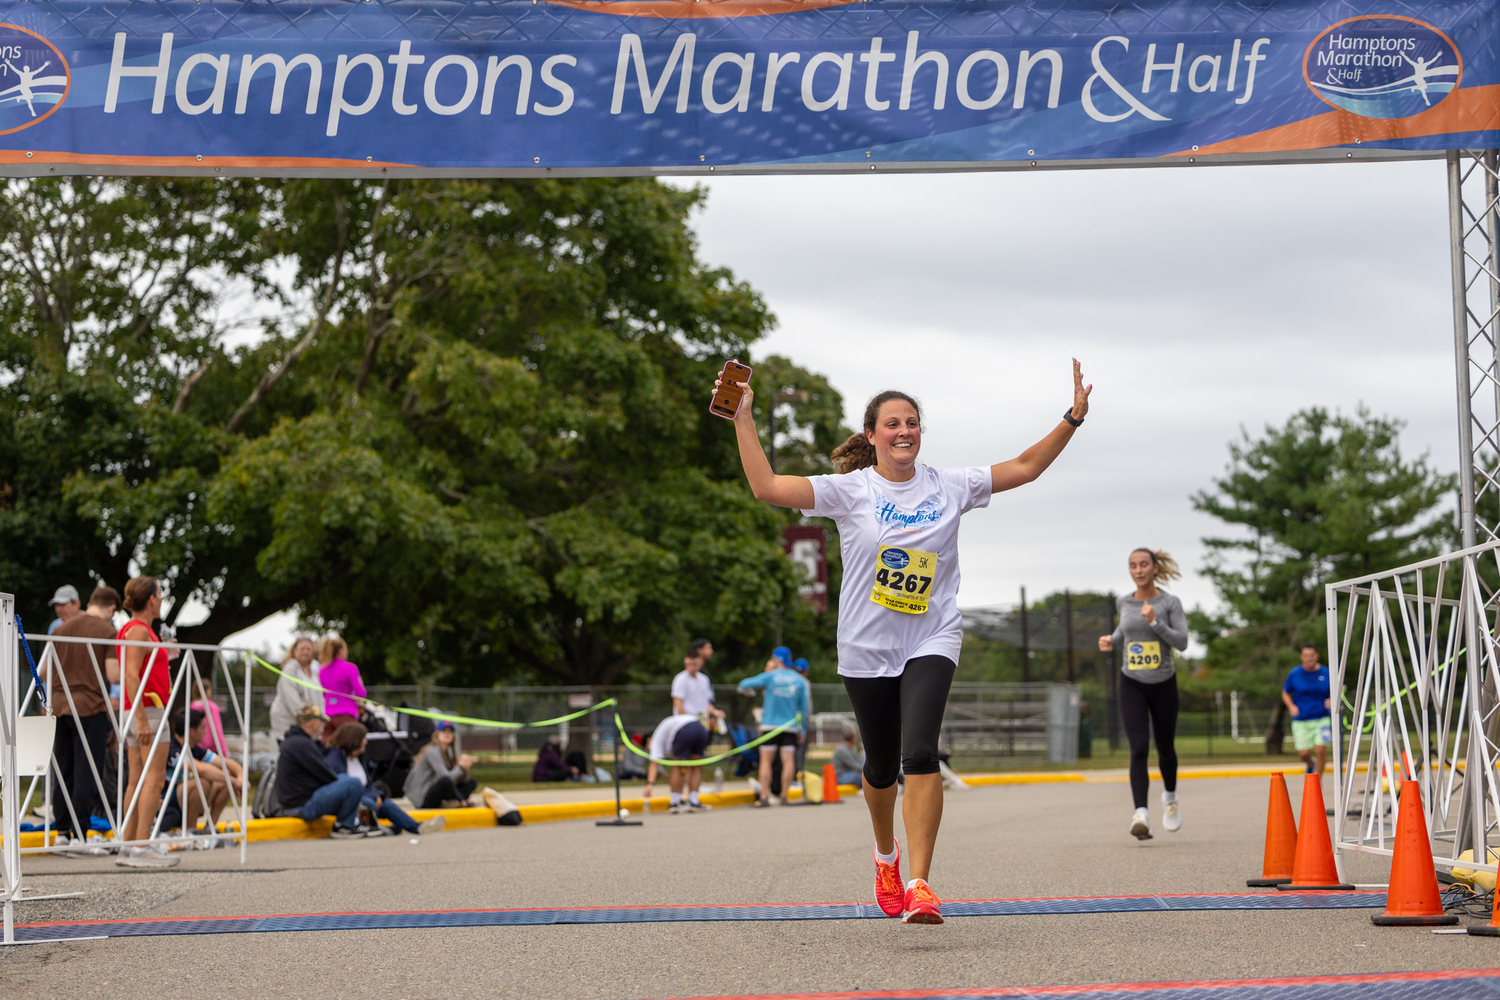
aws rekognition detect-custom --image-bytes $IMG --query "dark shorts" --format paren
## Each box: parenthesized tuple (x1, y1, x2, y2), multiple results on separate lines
(759, 729, 800, 748)
(669, 721, 709, 760)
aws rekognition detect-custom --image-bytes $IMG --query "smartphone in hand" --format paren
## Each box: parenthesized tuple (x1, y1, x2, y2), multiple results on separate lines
(710, 360, 753, 420)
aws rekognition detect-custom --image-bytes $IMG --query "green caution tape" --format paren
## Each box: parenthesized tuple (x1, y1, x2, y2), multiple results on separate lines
(251, 653, 616, 730)
(613, 712, 802, 767)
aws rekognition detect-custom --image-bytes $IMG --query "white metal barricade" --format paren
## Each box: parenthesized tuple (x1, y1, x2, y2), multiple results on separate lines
(1, 600, 256, 942)
(1327, 539, 1500, 882)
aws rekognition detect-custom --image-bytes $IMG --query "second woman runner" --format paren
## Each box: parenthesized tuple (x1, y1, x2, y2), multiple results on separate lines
(1098, 549, 1188, 841)
(718, 360, 1091, 924)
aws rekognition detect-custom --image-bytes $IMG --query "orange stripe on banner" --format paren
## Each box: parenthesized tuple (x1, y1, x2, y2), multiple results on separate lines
(542, 0, 859, 17)
(1180, 84, 1500, 157)
(0, 151, 413, 169)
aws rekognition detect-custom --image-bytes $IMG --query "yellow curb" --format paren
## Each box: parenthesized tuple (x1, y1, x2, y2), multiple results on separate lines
(964, 774, 1087, 786)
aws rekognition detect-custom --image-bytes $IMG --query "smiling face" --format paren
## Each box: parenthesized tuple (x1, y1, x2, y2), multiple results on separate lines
(867, 399, 922, 470)
(1128, 550, 1157, 590)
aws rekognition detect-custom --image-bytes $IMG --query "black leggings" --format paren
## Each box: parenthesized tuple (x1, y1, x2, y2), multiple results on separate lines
(419, 776, 478, 809)
(1120, 673, 1178, 809)
(842, 655, 955, 789)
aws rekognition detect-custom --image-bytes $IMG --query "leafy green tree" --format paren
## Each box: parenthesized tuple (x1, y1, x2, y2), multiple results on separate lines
(1189, 407, 1456, 693)
(0, 177, 847, 685)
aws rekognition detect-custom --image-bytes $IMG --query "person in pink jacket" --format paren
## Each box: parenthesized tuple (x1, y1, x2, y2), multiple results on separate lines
(317, 637, 366, 741)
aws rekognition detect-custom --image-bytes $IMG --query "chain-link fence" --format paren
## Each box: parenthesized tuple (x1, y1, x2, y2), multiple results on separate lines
(244, 680, 1085, 771)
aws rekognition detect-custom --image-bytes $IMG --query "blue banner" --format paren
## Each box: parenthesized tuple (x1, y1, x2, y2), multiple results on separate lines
(0, 0, 1493, 175)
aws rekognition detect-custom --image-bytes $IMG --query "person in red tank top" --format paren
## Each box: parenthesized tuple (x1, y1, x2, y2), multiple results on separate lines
(116, 576, 181, 868)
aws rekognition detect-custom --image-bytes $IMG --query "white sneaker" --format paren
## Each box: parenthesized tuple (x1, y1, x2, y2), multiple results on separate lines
(1163, 800, 1182, 833)
(417, 815, 446, 835)
(1130, 808, 1153, 841)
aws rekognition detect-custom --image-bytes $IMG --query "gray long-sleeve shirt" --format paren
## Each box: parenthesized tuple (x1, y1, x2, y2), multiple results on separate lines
(1110, 592, 1189, 684)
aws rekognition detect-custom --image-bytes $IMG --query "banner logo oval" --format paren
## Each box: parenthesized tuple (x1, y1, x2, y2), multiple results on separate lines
(1303, 16, 1461, 120)
(0, 24, 69, 135)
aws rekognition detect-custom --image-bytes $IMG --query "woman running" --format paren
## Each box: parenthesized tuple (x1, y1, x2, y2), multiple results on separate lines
(717, 360, 1091, 924)
(1098, 549, 1188, 840)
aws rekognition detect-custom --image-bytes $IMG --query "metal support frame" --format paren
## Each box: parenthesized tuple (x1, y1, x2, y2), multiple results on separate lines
(13, 633, 256, 862)
(1449, 149, 1500, 549)
(1328, 540, 1500, 879)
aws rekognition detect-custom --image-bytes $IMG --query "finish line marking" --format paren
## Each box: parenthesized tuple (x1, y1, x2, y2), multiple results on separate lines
(12, 890, 1387, 941)
(669, 968, 1500, 1000)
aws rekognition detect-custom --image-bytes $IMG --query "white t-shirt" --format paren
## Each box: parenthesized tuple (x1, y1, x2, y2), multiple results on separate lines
(347, 756, 368, 787)
(670, 669, 714, 716)
(649, 714, 700, 759)
(804, 465, 991, 677)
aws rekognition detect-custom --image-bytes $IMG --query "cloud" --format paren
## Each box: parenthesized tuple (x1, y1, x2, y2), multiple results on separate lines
(678, 159, 1458, 624)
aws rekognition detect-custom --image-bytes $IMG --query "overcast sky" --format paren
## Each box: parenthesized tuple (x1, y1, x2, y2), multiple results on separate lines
(226, 158, 1460, 652)
(676, 159, 1459, 621)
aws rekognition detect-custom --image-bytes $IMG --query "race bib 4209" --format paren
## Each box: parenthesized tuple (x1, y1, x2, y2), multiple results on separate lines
(870, 545, 937, 615)
(1126, 641, 1162, 670)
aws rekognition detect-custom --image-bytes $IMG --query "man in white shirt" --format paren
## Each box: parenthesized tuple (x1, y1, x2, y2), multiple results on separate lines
(671, 650, 725, 723)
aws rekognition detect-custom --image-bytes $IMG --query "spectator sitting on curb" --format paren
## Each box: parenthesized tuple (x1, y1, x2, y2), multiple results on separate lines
(273, 704, 376, 838)
(407, 720, 478, 807)
(325, 721, 445, 837)
(832, 726, 865, 788)
(533, 733, 577, 782)
(165, 707, 243, 846)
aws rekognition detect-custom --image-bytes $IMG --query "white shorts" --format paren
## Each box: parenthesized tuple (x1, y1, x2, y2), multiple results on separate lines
(124, 706, 169, 748)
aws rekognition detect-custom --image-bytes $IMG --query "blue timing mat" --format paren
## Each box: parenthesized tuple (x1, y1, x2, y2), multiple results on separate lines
(13, 890, 1387, 941)
(675, 970, 1500, 1000)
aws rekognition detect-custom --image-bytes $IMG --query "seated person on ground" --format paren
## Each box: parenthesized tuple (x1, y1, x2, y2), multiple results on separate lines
(831, 726, 865, 788)
(273, 703, 374, 838)
(405, 720, 478, 807)
(164, 707, 243, 843)
(325, 721, 445, 837)
(532, 733, 578, 782)
(641, 713, 711, 813)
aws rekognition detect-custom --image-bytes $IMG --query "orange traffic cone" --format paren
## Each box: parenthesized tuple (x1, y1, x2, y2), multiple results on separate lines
(1372, 780, 1456, 925)
(1247, 772, 1298, 887)
(822, 764, 841, 804)
(1277, 773, 1355, 891)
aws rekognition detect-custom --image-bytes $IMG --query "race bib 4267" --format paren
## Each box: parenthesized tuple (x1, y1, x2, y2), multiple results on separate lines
(870, 545, 937, 615)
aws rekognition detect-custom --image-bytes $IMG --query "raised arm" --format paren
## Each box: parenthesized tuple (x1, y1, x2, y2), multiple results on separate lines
(717, 370, 816, 510)
(990, 359, 1092, 494)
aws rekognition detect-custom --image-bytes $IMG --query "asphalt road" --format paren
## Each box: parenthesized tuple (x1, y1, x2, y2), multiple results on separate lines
(4, 775, 1495, 999)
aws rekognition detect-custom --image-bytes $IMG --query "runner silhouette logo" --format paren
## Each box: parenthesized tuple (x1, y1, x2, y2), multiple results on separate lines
(1303, 16, 1461, 120)
(0, 24, 69, 134)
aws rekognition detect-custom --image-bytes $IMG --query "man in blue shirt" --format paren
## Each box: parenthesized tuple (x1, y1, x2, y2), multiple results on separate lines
(1282, 643, 1332, 774)
(738, 646, 811, 807)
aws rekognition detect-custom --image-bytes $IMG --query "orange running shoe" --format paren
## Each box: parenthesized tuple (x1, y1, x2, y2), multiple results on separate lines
(874, 844, 905, 917)
(902, 878, 943, 924)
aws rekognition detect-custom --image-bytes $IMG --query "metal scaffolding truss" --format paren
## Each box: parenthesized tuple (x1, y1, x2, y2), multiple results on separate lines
(1328, 542, 1500, 878)
(1450, 149, 1500, 550)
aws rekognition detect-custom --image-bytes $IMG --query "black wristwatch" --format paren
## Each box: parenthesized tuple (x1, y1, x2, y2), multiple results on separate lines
(1063, 408, 1084, 427)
